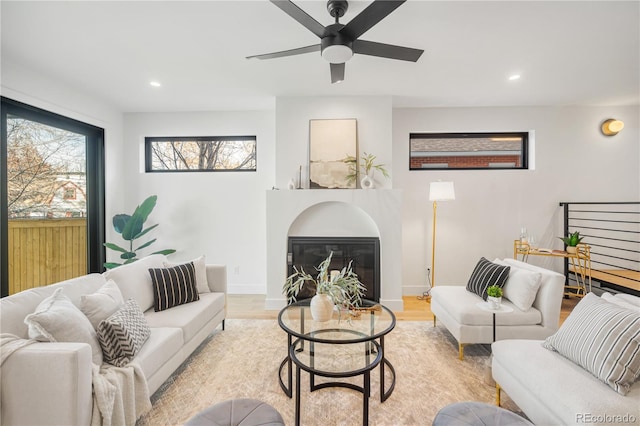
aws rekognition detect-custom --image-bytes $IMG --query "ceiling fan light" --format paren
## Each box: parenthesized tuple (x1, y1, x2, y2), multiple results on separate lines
(322, 45, 353, 64)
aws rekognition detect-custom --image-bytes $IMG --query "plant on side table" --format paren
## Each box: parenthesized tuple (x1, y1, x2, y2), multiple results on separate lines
(486, 285, 503, 310)
(558, 231, 584, 254)
(283, 252, 367, 322)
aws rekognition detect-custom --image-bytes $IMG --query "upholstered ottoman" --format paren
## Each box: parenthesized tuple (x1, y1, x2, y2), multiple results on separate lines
(185, 398, 284, 426)
(432, 401, 532, 426)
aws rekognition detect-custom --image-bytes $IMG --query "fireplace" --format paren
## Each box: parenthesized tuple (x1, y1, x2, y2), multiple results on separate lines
(287, 236, 380, 302)
(266, 190, 402, 311)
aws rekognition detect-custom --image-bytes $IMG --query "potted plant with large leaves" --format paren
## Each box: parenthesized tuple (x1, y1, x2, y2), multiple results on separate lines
(103, 195, 175, 269)
(283, 252, 366, 322)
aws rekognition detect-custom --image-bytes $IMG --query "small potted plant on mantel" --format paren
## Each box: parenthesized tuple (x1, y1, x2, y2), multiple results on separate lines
(559, 231, 584, 254)
(486, 285, 503, 310)
(283, 252, 366, 322)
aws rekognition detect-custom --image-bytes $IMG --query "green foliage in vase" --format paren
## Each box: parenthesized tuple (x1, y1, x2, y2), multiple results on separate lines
(486, 285, 503, 298)
(283, 252, 366, 308)
(558, 231, 584, 247)
(344, 152, 390, 185)
(103, 195, 176, 269)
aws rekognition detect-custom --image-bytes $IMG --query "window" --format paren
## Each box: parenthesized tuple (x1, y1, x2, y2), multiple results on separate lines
(1, 97, 105, 297)
(409, 132, 528, 170)
(145, 136, 257, 172)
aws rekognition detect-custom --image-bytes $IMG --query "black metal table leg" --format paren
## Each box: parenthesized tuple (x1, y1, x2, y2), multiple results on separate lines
(295, 364, 301, 426)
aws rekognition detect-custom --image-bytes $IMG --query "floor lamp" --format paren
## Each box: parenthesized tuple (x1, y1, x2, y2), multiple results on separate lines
(429, 181, 456, 289)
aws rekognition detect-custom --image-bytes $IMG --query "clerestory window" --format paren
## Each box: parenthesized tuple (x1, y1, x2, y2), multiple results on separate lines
(145, 136, 257, 172)
(409, 132, 529, 170)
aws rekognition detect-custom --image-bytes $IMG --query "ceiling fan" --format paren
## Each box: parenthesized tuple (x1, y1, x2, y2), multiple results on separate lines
(247, 0, 424, 84)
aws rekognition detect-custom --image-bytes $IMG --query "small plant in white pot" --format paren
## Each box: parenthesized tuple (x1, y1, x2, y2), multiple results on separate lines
(283, 252, 366, 322)
(486, 285, 503, 310)
(559, 231, 584, 254)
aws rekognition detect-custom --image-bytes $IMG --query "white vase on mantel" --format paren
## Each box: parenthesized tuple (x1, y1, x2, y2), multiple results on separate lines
(361, 174, 375, 189)
(310, 293, 334, 322)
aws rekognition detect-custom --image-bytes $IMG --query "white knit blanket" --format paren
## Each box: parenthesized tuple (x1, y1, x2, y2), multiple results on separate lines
(91, 362, 152, 426)
(0, 334, 151, 425)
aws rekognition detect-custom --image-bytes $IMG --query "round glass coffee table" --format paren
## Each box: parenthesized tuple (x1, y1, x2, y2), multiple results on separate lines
(278, 299, 396, 426)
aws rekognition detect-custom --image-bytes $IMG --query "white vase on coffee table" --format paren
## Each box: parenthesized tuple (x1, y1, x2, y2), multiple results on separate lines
(310, 293, 334, 322)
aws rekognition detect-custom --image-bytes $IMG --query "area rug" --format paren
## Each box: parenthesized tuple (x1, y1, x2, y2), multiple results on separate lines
(137, 320, 523, 425)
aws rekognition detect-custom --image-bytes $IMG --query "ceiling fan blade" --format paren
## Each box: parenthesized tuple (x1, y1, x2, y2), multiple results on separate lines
(330, 63, 345, 84)
(246, 44, 320, 60)
(270, 0, 326, 38)
(353, 39, 423, 62)
(340, 0, 405, 40)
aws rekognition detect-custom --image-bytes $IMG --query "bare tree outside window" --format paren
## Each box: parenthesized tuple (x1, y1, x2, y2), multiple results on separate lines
(146, 136, 257, 172)
(7, 116, 86, 218)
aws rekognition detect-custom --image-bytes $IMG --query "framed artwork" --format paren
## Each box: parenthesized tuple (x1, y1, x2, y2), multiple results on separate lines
(308, 118, 358, 189)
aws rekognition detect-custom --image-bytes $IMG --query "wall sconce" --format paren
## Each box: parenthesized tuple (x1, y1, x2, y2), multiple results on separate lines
(601, 119, 624, 136)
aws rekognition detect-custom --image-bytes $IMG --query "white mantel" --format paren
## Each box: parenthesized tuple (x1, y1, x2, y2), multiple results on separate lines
(265, 189, 403, 311)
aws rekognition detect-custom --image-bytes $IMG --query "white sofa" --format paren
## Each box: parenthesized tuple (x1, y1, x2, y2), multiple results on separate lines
(492, 292, 640, 426)
(431, 258, 565, 359)
(0, 254, 226, 426)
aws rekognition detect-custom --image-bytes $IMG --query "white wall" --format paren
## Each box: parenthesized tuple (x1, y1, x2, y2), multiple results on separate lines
(122, 111, 275, 294)
(393, 106, 640, 294)
(0, 60, 126, 247)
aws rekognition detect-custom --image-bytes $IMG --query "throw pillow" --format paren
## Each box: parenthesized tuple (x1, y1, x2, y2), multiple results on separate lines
(602, 292, 640, 313)
(149, 262, 199, 312)
(501, 266, 542, 311)
(24, 287, 104, 365)
(80, 279, 125, 329)
(163, 255, 210, 293)
(543, 293, 640, 395)
(97, 298, 151, 367)
(466, 257, 510, 301)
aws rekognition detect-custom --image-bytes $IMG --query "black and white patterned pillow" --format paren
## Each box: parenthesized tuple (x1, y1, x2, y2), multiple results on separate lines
(465, 257, 510, 300)
(97, 298, 150, 367)
(543, 293, 640, 396)
(149, 262, 199, 312)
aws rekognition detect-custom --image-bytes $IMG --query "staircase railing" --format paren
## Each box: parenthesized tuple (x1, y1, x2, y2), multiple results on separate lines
(559, 201, 640, 296)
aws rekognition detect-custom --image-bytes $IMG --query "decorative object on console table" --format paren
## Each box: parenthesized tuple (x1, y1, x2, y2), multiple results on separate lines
(308, 118, 357, 189)
(283, 251, 366, 321)
(559, 231, 584, 254)
(103, 195, 176, 269)
(428, 181, 456, 290)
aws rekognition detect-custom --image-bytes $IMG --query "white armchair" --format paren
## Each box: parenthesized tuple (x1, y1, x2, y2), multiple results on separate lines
(431, 258, 565, 359)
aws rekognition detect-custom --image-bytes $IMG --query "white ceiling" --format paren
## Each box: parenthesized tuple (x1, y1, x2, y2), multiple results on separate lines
(2, 1, 639, 112)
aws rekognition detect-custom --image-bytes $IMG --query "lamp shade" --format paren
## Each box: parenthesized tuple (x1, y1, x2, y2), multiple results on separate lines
(429, 181, 455, 201)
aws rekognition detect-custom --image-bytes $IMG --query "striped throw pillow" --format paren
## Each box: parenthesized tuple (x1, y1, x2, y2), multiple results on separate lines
(97, 298, 150, 367)
(149, 262, 199, 312)
(543, 293, 640, 395)
(465, 257, 510, 301)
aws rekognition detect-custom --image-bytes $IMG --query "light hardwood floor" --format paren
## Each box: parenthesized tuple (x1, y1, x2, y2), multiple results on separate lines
(227, 294, 580, 324)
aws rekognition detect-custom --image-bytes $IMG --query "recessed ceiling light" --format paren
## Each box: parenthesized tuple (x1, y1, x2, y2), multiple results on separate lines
(508, 74, 521, 81)
(149, 81, 161, 87)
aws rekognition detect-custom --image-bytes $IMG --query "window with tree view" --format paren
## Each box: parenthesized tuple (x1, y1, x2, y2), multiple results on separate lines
(409, 132, 528, 170)
(146, 136, 257, 172)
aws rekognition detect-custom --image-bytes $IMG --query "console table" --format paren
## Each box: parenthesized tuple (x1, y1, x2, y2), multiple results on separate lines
(278, 299, 396, 426)
(513, 240, 592, 297)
